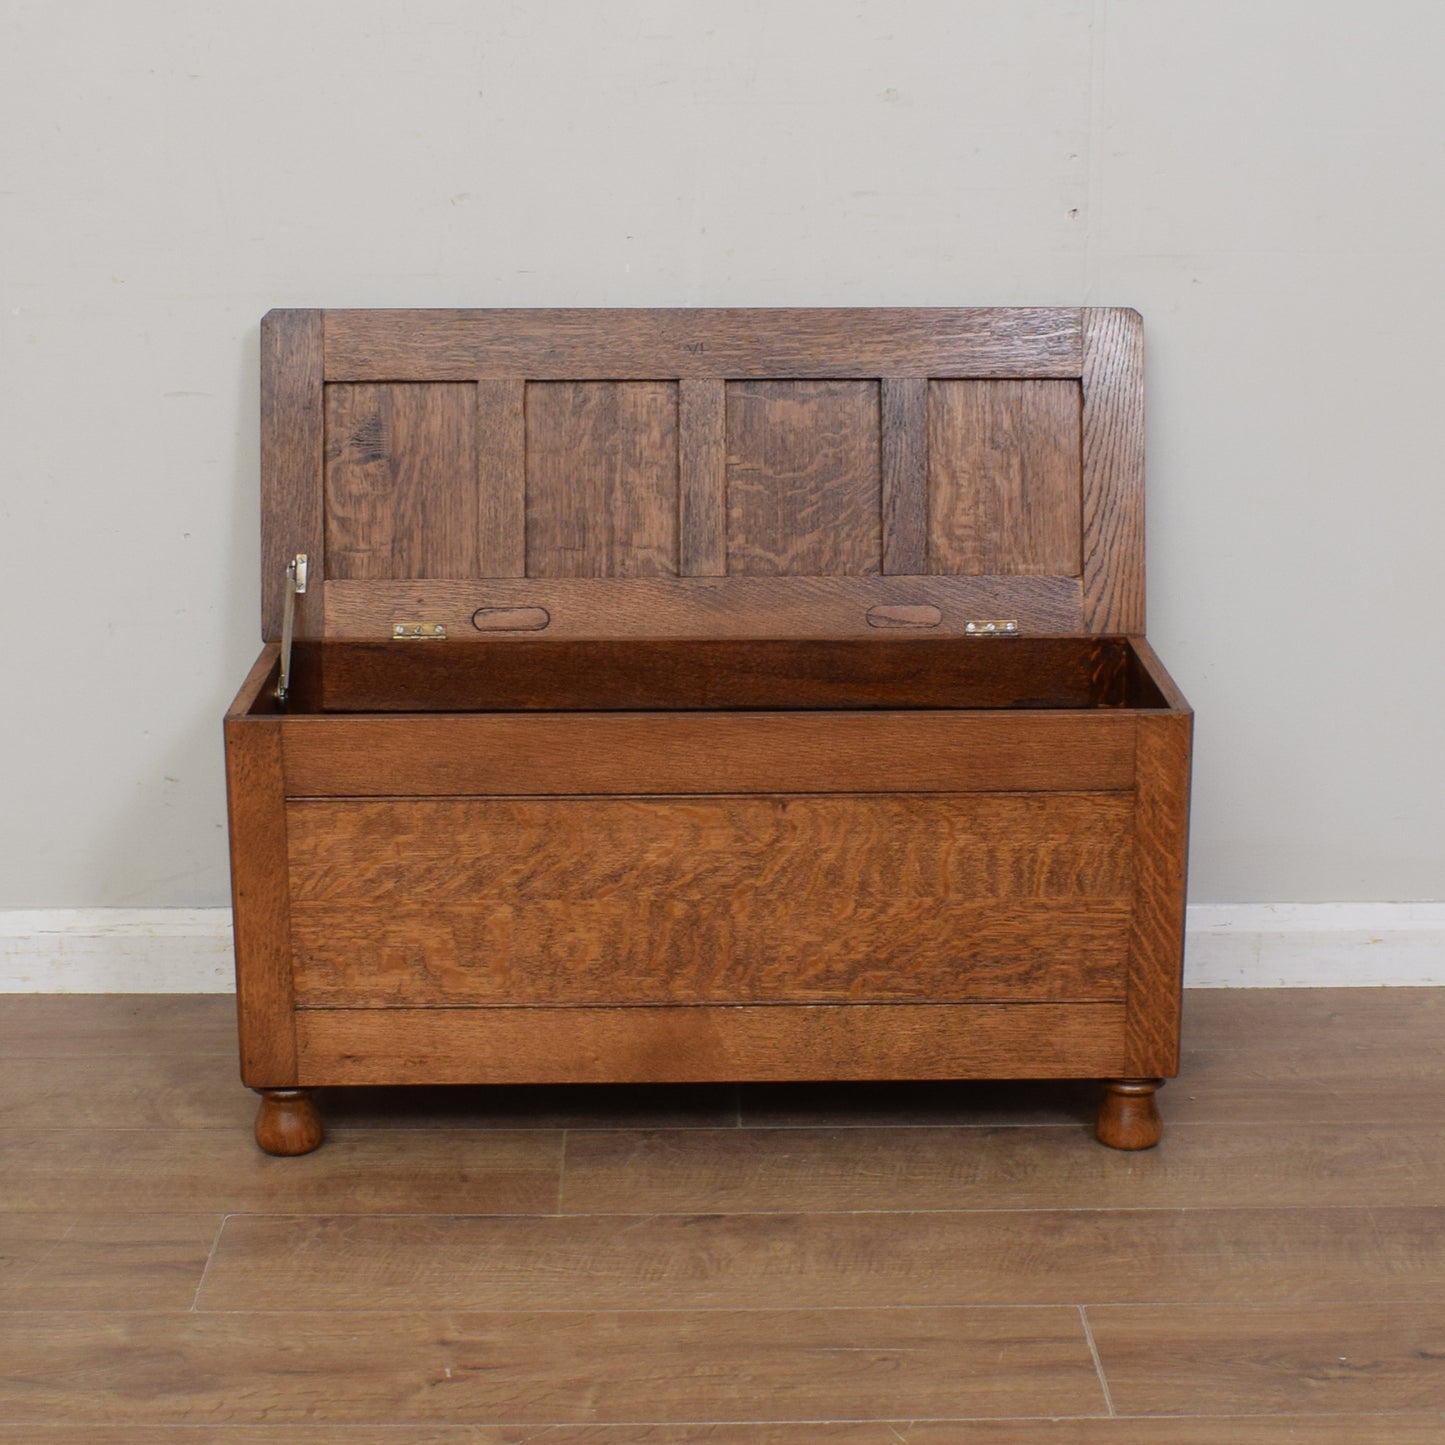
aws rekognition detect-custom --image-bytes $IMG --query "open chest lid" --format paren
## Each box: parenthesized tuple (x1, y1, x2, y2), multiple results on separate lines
(261, 307, 1144, 649)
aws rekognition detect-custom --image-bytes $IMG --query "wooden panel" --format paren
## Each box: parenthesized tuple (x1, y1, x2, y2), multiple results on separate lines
(292, 900, 1128, 1007)
(1082, 307, 1146, 631)
(301, 636, 1133, 714)
(1124, 710, 1193, 1074)
(524, 381, 678, 577)
(260, 309, 323, 640)
(323, 382, 478, 579)
(223, 715, 295, 1087)
(286, 794, 1133, 1006)
(678, 378, 726, 575)
(726, 380, 881, 576)
(881, 377, 928, 574)
(927, 379, 1082, 576)
(322, 306, 1084, 380)
(324, 573, 1087, 638)
(296, 1004, 1127, 1084)
(474, 378, 525, 577)
(280, 711, 1138, 797)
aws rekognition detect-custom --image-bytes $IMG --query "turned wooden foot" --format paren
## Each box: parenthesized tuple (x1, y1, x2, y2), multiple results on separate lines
(254, 1088, 324, 1156)
(1095, 1078, 1164, 1150)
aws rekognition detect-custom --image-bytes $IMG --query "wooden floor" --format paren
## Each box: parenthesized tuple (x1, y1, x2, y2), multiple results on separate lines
(2, 990, 1445, 1441)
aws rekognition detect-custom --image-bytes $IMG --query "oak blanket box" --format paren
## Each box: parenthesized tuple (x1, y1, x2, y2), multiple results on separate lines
(224, 306, 1192, 1155)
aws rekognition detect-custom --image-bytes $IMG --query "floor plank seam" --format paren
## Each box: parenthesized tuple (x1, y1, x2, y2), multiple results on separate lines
(188, 1214, 230, 1312)
(555, 1128, 568, 1215)
(1078, 1304, 1115, 1417)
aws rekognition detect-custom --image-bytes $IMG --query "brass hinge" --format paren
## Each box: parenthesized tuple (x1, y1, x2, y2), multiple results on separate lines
(275, 553, 308, 706)
(963, 619, 1020, 637)
(392, 622, 447, 640)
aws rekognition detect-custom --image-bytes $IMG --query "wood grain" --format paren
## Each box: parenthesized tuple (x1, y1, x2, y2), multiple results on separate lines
(726, 380, 881, 576)
(1090, 1303, 1445, 1416)
(0, 1308, 1102, 1425)
(321, 306, 1085, 380)
(322, 572, 1089, 638)
(279, 710, 1138, 797)
(525, 381, 677, 577)
(295, 1005, 1127, 1085)
(0, 1128, 562, 1213)
(323, 382, 479, 579)
(300, 635, 1137, 714)
(198, 1206, 1445, 1313)
(928, 379, 1082, 576)
(1, 1419, 1439, 1444)
(1081, 307, 1146, 632)
(474, 378, 526, 577)
(678, 377, 726, 575)
(558, 1122, 1445, 1214)
(0, 1214, 220, 1310)
(286, 793, 1132, 1006)
(261, 309, 324, 641)
(1125, 711, 1193, 1074)
(223, 716, 295, 1087)
(880, 377, 929, 574)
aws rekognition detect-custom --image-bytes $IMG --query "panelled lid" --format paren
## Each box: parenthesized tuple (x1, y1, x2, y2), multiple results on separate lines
(260, 307, 1144, 642)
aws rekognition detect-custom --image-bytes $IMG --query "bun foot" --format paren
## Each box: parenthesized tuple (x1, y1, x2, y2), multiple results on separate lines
(254, 1088, 324, 1156)
(1095, 1078, 1164, 1150)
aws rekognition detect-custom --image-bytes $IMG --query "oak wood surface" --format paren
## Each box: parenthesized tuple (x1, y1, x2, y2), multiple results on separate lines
(473, 378, 526, 578)
(725, 380, 881, 576)
(324, 382, 479, 579)
(223, 717, 296, 1087)
(279, 709, 1139, 796)
(286, 792, 1132, 1007)
(524, 381, 679, 577)
(879, 377, 928, 574)
(260, 309, 324, 640)
(297, 635, 1151, 713)
(295, 1005, 1127, 1085)
(677, 377, 726, 576)
(321, 306, 1085, 380)
(927, 379, 1082, 577)
(1124, 712, 1193, 1073)
(1081, 307, 1146, 633)
(321, 572, 1090, 638)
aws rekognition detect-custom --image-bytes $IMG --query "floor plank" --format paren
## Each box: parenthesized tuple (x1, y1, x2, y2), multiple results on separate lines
(0, 995, 235, 1056)
(0, 1420, 1442, 1444)
(199, 1207, 1445, 1312)
(1090, 1303, 1445, 1415)
(1, 1421, 1443, 1444)
(0, 1130, 562, 1213)
(0, 1308, 1104, 1424)
(560, 1122, 1445, 1213)
(0, 1057, 253, 1131)
(0, 1215, 219, 1310)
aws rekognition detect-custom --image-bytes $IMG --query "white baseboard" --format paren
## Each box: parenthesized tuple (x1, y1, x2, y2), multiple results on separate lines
(0, 904, 1442, 993)
(1181, 902, 1445, 987)
(0, 909, 236, 993)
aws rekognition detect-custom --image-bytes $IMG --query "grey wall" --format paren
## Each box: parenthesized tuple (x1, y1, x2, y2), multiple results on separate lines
(3, 0, 1442, 907)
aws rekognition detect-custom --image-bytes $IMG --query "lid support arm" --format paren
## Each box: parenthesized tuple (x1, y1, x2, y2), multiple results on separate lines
(275, 553, 308, 706)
